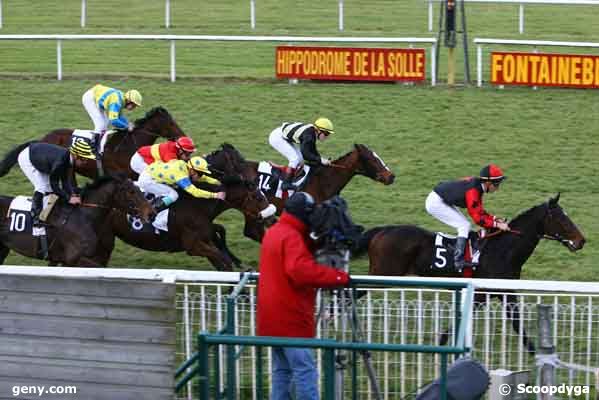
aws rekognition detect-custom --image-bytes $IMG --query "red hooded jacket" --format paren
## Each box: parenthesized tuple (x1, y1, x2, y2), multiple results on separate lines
(257, 212, 350, 338)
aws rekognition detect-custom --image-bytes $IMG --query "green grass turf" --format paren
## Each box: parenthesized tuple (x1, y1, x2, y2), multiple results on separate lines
(0, 1, 596, 279)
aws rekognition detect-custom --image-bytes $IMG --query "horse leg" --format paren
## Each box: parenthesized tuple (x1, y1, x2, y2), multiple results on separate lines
(183, 232, 234, 272)
(503, 294, 536, 354)
(0, 242, 10, 264)
(212, 224, 242, 268)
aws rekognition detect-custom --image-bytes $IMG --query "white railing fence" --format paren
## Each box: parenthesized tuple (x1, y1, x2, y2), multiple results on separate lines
(0, 0, 354, 31)
(3, 267, 598, 400)
(473, 37, 599, 87)
(426, 0, 599, 34)
(0, 34, 438, 85)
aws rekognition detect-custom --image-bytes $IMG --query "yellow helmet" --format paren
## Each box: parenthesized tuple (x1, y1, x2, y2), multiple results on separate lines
(124, 89, 143, 106)
(69, 140, 96, 160)
(314, 117, 334, 135)
(187, 156, 211, 174)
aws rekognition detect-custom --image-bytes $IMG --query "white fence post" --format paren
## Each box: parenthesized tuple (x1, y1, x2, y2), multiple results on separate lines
(165, 0, 171, 28)
(431, 43, 437, 86)
(476, 44, 482, 87)
(81, 0, 86, 28)
(170, 39, 176, 82)
(519, 4, 524, 34)
(428, 0, 433, 31)
(56, 39, 62, 81)
(338, 0, 344, 31)
(183, 284, 192, 400)
(250, 0, 256, 29)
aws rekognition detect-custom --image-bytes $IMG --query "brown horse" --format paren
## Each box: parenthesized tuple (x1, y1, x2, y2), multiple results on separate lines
(0, 176, 155, 267)
(89, 177, 275, 271)
(38, 107, 185, 178)
(354, 194, 586, 352)
(205, 143, 396, 214)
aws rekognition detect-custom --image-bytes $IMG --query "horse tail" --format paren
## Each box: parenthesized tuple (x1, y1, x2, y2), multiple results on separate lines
(0, 141, 37, 177)
(352, 226, 388, 257)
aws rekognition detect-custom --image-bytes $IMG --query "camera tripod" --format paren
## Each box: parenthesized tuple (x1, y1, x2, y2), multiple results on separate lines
(316, 248, 382, 400)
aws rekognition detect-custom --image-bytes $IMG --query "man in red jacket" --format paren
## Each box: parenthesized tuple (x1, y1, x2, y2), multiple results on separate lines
(257, 191, 349, 400)
(425, 163, 510, 272)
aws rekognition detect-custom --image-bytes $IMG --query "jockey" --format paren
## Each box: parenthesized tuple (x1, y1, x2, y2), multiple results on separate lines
(425, 164, 510, 272)
(268, 117, 334, 190)
(137, 156, 226, 214)
(17, 141, 96, 226)
(82, 84, 143, 155)
(130, 136, 196, 176)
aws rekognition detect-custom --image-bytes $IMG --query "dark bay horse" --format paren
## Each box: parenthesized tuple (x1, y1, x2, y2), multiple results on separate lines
(89, 177, 275, 271)
(0, 176, 155, 267)
(206, 142, 396, 215)
(354, 194, 586, 352)
(38, 107, 185, 178)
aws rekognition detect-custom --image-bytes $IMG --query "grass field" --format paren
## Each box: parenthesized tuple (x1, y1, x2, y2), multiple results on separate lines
(0, 1, 597, 280)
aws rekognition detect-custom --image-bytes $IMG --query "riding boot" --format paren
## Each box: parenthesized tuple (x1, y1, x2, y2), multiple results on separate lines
(152, 198, 171, 214)
(31, 191, 44, 227)
(454, 237, 467, 273)
(281, 168, 297, 191)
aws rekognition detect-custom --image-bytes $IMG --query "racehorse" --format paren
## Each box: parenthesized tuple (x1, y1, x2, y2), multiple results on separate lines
(354, 194, 586, 352)
(89, 176, 276, 271)
(38, 107, 185, 178)
(0, 175, 155, 267)
(205, 142, 396, 213)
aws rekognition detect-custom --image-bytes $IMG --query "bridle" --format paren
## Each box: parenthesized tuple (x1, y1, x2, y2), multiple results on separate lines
(223, 186, 269, 220)
(541, 204, 574, 246)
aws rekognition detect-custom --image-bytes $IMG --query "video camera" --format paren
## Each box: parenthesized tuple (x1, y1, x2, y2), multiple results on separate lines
(309, 196, 364, 271)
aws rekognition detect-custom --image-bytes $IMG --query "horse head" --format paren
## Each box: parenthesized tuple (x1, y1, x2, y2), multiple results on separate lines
(134, 107, 185, 140)
(221, 175, 276, 224)
(82, 175, 155, 223)
(206, 143, 250, 179)
(352, 144, 395, 185)
(541, 193, 586, 251)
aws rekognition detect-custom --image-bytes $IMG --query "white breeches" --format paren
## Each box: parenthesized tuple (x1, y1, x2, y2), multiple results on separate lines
(82, 89, 109, 133)
(18, 147, 52, 194)
(425, 191, 471, 238)
(268, 127, 303, 169)
(138, 172, 178, 202)
(130, 152, 148, 175)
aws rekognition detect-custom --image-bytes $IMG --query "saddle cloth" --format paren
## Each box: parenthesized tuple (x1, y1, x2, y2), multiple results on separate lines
(128, 184, 169, 233)
(256, 161, 310, 199)
(7, 195, 59, 236)
(430, 231, 482, 277)
(72, 129, 116, 154)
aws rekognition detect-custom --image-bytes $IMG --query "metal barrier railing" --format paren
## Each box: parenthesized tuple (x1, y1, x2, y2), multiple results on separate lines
(175, 274, 474, 400)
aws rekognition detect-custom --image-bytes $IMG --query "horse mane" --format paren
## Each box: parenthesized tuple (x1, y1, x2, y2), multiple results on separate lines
(206, 143, 246, 165)
(79, 174, 123, 196)
(508, 201, 546, 227)
(134, 106, 169, 126)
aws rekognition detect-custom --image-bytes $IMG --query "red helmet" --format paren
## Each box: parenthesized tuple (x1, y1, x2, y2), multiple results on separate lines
(175, 136, 196, 153)
(480, 164, 506, 182)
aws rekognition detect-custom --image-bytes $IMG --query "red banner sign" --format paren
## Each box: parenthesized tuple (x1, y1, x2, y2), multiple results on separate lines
(491, 51, 599, 88)
(276, 46, 426, 82)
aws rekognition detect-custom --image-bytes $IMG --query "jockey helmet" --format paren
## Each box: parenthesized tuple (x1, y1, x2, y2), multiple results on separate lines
(187, 156, 211, 174)
(480, 164, 506, 182)
(284, 191, 315, 225)
(314, 117, 334, 135)
(69, 140, 96, 160)
(124, 90, 143, 107)
(175, 136, 196, 153)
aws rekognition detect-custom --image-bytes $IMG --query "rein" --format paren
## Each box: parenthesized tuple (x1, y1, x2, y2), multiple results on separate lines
(483, 229, 522, 240)
(80, 202, 110, 210)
